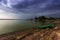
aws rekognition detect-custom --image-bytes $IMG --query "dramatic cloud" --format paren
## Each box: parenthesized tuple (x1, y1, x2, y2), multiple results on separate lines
(0, 0, 60, 19)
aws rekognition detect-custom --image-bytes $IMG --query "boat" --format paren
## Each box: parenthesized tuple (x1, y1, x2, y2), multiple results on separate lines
(37, 24, 55, 29)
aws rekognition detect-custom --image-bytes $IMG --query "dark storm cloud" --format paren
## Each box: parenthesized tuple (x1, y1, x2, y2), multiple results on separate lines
(0, 0, 60, 18)
(12, 0, 46, 9)
(44, 0, 60, 10)
(12, 0, 60, 13)
(0, 0, 54, 13)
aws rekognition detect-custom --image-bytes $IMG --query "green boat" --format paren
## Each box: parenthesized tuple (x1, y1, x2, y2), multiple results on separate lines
(37, 26, 47, 29)
(37, 24, 55, 29)
(47, 24, 55, 28)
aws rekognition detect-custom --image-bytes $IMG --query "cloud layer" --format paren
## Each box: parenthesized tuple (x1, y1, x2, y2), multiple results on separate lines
(0, 0, 60, 18)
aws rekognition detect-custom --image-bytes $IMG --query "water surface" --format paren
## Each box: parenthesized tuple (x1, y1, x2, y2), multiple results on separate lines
(0, 20, 34, 35)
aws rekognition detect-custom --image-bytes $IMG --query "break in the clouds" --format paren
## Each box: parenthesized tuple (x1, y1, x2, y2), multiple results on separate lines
(0, 0, 60, 19)
(0, 10, 20, 19)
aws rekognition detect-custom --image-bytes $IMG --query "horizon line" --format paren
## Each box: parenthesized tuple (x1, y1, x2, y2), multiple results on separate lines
(0, 19, 26, 20)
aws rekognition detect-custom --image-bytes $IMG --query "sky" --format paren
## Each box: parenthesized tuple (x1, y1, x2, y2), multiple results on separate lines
(0, 0, 60, 19)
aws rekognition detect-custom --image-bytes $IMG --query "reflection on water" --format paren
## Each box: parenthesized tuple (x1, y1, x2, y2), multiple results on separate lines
(0, 20, 34, 35)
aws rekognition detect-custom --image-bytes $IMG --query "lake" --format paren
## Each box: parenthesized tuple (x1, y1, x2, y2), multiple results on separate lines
(0, 20, 34, 35)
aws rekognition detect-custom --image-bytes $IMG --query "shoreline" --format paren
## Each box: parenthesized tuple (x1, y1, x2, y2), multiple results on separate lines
(0, 28, 33, 38)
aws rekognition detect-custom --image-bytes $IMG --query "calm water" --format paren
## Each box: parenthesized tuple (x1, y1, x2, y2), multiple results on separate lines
(0, 20, 34, 35)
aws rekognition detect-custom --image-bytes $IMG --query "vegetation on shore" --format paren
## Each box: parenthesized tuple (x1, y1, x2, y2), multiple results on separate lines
(34, 16, 60, 25)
